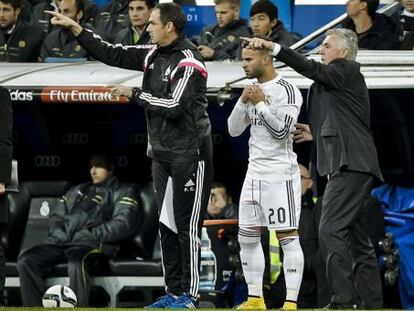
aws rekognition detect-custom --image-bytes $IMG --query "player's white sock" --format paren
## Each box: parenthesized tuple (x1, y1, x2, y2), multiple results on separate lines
(239, 226, 264, 297)
(280, 236, 304, 302)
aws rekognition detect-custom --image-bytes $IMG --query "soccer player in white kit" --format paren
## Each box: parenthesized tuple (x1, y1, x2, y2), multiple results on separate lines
(228, 42, 304, 309)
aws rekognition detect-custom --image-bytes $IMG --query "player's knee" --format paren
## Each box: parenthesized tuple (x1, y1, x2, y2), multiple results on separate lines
(276, 229, 298, 240)
(238, 226, 261, 245)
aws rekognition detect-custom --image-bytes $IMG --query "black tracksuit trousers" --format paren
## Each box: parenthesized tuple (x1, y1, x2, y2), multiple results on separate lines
(152, 158, 213, 298)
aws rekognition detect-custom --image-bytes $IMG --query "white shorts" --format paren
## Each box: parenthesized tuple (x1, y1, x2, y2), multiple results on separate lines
(238, 171, 301, 231)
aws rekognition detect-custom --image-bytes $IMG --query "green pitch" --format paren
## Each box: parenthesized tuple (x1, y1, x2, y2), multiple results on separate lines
(0, 309, 396, 311)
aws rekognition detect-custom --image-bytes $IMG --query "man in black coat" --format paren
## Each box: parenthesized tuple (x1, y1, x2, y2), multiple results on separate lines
(17, 154, 139, 307)
(0, 86, 12, 303)
(242, 28, 383, 309)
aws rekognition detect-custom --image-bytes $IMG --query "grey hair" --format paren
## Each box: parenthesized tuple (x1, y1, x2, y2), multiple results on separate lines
(326, 28, 358, 60)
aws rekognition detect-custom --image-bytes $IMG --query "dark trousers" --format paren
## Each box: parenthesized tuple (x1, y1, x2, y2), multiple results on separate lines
(152, 158, 213, 298)
(0, 193, 8, 304)
(319, 170, 383, 308)
(16, 244, 98, 307)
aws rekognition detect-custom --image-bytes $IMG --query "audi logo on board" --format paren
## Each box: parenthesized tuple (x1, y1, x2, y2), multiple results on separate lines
(34, 155, 61, 167)
(115, 156, 129, 168)
(129, 133, 147, 145)
(62, 132, 89, 144)
(212, 133, 223, 144)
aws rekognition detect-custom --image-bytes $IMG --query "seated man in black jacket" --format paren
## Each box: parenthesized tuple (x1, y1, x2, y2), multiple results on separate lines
(17, 154, 139, 307)
(0, 0, 44, 61)
(197, 0, 249, 60)
(40, 0, 90, 61)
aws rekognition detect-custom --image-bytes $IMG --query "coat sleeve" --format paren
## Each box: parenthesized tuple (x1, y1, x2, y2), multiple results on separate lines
(47, 187, 74, 243)
(276, 45, 351, 89)
(0, 87, 13, 185)
(227, 99, 250, 137)
(39, 36, 52, 62)
(90, 185, 139, 243)
(76, 28, 153, 71)
(133, 53, 208, 119)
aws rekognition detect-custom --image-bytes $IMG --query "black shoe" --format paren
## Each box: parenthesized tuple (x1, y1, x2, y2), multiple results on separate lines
(325, 303, 358, 309)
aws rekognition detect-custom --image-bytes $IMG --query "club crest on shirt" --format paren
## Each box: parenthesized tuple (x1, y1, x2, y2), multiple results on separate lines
(163, 66, 171, 82)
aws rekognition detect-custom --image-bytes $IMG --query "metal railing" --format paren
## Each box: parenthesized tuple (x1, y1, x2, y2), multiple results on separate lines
(216, 0, 401, 96)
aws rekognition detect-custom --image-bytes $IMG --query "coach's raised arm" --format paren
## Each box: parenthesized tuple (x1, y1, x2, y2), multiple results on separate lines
(45, 10, 84, 36)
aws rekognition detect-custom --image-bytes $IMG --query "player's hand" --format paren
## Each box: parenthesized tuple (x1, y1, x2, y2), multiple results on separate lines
(198, 45, 214, 60)
(250, 84, 265, 105)
(0, 183, 5, 195)
(110, 85, 133, 100)
(45, 10, 83, 36)
(240, 86, 252, 104)
(240, 37, 275, 51)
(292, 123, 313, 143)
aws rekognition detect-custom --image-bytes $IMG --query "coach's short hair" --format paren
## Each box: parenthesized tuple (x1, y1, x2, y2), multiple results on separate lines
(326, 28, 358, 60)
(155, 2, 186, 34)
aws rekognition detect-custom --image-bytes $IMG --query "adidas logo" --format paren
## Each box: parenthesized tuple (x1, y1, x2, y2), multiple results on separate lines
(184, 179, 195, 192)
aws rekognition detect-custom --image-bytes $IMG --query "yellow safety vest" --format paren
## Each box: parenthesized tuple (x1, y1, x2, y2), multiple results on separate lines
(269, 229, 282, 284)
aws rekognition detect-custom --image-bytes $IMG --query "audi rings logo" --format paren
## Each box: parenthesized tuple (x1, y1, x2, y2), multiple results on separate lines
(62, 132, 89, 145)
(212, 133, 223, 144)
(34, 155, 61, 167)
(129, 133, 147, 145)
(116, 156, 129, 168)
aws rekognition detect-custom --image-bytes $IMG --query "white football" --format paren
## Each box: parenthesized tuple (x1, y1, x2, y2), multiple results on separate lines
(42, 285, 77, 308)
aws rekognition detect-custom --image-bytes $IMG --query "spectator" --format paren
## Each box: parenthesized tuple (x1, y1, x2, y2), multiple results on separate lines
(31, 0, 97, 34)
(0, 87, 12, 304)
(206, 182, 238, 220)
(198, 0, 249, 61)
(398, 0, 414, 49)
(0, 0, 43, 62)
(114, 0, 153, 45)
(94, 0, 128, 43)
(40, 0, 90, 61)
(16, 154, 139, 307)
(249, 0, 296, 47)
(236, 0, 297, 59)
(343, 0, 400, 49)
